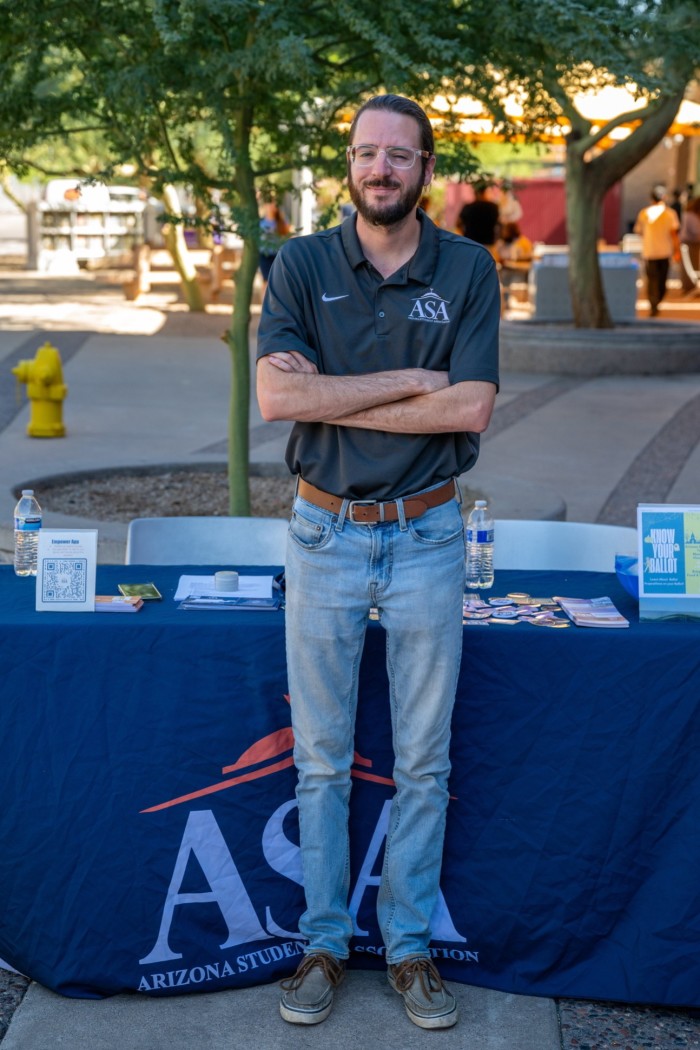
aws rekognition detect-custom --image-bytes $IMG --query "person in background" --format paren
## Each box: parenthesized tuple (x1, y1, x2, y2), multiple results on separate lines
(679, 196, 700, 293)
(257, 93, 499, 1031)
(669, 188, 683, 222)
(496, 222, 532, 264)
(498, 180, 523, 225)
(634, 185, 680, 317)
(495, 222, 533, 311)
(457, 181, 500, 257)
(259, 201, 291, 284)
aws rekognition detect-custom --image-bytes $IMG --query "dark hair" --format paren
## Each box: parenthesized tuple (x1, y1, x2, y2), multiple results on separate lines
(500, 222, 520, 242)
(348, 94, 434, 156)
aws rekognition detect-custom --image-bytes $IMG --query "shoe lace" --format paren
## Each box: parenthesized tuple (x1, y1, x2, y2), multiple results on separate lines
(280, 953, 345, 991)
(392, 957, 443, 1001)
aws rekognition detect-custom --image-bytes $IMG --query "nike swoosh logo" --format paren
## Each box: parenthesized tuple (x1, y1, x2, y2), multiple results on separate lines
(322, 293, 350, 302)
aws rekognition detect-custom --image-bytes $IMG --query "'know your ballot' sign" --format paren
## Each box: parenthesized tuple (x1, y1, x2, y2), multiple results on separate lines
(637, 504, 700, 622)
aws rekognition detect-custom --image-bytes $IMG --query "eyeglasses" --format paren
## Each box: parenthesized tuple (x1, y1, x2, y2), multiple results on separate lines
(346, 145, 432, 170)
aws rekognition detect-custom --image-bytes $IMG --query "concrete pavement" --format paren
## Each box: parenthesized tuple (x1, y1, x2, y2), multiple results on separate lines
(1, 269, 699, 1049)
(2, 973, 560, 1050)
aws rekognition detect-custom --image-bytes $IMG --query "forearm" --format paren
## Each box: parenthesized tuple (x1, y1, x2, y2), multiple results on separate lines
(257, 354, 448, 422)
(325, 380, 496, 434)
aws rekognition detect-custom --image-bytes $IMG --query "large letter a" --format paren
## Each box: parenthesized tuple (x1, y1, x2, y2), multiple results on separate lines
(140, 810, 271, 964)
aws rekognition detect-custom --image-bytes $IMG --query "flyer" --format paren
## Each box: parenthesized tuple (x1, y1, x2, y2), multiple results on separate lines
(637, 504, 700, 621)
(35, 529, 98, 612)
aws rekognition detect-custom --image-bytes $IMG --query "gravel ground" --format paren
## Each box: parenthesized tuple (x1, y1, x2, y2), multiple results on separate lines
(38, 469, 297, 521)
(557, 998, 700, 1049)
(0, 971, 29, 1044)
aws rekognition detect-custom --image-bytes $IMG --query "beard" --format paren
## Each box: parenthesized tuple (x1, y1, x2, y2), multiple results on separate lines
(347, 168, 424, 227)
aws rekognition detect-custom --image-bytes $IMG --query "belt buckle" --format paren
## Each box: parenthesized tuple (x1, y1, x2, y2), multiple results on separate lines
(348, 499, 379, 523)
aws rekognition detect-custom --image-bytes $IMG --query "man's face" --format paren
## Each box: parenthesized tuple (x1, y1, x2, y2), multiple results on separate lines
(347, 110, 434, 228)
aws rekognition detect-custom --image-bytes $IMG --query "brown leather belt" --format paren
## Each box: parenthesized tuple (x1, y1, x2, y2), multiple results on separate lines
(297, 478, 457, 524)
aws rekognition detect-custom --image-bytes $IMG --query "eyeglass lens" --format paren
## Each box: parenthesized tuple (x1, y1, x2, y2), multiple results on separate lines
(350, 146, 419, 169)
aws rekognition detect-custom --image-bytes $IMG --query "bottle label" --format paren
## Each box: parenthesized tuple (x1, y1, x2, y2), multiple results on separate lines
(467, 528, 493, 543)
(14, 517, 42, 531)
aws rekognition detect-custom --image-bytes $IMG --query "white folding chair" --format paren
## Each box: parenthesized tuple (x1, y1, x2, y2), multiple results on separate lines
(492, 519, 637, 573)
(680, 243, 700, 301)
(125, 516, 288, 565)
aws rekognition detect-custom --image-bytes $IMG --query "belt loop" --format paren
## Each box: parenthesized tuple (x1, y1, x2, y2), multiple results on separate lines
(452, 477, 462, 507)
(396, 497, 407, 531)
(335, 498, 350, 532)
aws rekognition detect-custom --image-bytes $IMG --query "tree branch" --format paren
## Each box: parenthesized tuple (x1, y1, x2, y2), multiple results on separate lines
(589, 86, 687, 186)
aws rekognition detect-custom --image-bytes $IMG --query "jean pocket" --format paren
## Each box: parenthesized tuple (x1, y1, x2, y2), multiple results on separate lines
(289, 500, 334, 551)
(407, 500, 464, 546)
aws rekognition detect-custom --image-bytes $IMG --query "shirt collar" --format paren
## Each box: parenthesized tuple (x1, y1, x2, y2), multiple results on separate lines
(340, 209, 439, 285)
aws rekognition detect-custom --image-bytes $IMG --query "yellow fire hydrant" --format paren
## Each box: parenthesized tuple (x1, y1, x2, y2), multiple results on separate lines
(12, 342, 68, 437)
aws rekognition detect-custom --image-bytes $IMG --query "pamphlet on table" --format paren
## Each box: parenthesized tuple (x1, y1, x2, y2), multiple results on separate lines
(173, 574, 274, 600)
(554, 596, 629, 628)
(35, 529, 97, 612)
(118, 582, 162, 601)
(95, 595, 144, 613)
(174, 574, 280, 611)
(637, 504, 700, 621)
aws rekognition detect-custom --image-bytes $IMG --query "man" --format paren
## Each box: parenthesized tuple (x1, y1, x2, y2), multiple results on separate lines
(634, 185, 681, 316)
(457, 181, 501, 256)
(256, 94, 499, 1030)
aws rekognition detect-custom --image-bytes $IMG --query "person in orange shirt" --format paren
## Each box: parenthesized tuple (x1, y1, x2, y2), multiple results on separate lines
(634, 185, 681, 317)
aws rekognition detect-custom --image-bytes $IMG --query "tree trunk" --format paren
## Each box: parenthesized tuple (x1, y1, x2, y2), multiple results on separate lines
(223, 91, 261, 518)
(565, 150, 613, 328)
(563, 88, 686, 329)
(225, 231, 257, 516)
(161, 184, 206, 313)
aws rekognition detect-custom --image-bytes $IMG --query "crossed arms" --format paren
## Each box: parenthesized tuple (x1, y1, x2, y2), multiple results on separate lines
(256, 351, 496, 435)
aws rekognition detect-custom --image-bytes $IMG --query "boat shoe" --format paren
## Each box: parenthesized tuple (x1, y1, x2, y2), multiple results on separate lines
(279, 952, 346, 1024)
(388, 955, 458, 1029)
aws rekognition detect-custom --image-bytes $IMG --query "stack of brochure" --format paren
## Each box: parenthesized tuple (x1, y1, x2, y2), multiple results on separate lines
(174, 574, 282, 612)
(95, 595, 144, 613)
(554, 596, 629, 628)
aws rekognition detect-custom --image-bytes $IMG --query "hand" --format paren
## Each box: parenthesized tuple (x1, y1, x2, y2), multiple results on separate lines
(266, 351, 318, 374)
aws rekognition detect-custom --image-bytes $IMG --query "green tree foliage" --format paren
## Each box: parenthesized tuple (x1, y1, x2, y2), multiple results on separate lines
(0, 0, 480, 512)
(468, 0, 699, 326)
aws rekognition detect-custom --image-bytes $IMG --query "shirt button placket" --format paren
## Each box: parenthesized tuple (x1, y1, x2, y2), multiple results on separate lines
(376, 291, 388, 335)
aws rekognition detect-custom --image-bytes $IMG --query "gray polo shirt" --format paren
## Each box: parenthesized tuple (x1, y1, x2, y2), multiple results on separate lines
(257, 210, 500, 501)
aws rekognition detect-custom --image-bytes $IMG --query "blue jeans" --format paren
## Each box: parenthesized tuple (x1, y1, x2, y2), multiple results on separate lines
(284, 485, 465, 964)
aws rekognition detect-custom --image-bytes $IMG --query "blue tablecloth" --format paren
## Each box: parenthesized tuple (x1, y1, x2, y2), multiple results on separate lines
(0, 565, 698, 1004)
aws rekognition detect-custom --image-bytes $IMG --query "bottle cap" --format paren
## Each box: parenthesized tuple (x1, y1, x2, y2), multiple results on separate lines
(475, 500, 487, 507)
(21, 489, 34, 496)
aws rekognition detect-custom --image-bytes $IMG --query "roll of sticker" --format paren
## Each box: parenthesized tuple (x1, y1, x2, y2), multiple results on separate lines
(215, 570, 239, 591)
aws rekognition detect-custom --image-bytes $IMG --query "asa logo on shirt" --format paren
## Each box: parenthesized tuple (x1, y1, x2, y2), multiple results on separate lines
(408, 289, 451, 324)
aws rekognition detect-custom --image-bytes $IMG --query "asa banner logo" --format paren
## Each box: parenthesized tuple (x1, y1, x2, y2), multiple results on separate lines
(136, 712, 477, 993)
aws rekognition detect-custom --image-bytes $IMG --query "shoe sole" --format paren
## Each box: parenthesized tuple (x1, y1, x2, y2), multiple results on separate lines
(280, 1000, 333, 1025)
(387, 973, 459, 1029)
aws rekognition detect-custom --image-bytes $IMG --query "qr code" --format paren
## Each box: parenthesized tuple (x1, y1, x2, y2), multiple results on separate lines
(42, 558, 88, 603)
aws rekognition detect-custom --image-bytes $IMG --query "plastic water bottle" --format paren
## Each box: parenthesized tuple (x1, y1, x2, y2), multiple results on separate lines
(13, 489, 42, 576)
(465, 499, 494, 590)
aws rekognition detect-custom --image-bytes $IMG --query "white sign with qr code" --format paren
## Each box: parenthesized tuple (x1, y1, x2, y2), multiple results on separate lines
(36, 530, 98, 612)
